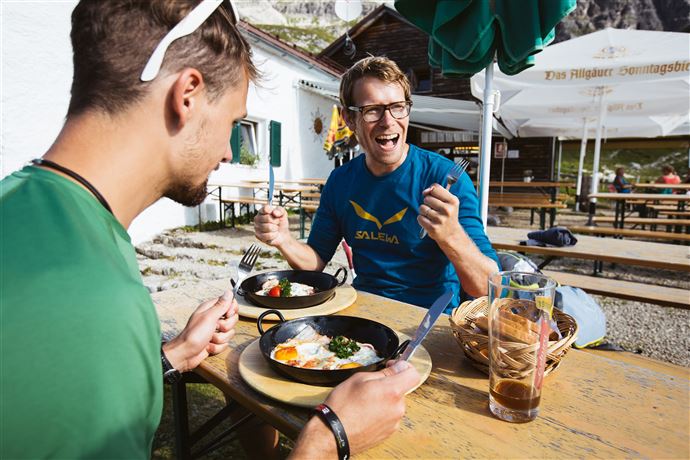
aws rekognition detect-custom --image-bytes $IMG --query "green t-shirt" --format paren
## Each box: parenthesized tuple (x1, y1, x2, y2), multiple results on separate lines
(1, 166, 162, 458)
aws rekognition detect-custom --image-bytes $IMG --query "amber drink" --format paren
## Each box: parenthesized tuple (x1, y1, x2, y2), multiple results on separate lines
(488, 271, 556, 422)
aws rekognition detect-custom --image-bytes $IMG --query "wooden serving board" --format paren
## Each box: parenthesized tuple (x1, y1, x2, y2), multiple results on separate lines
(238, 332, 432, 408)
(238, 284, 357, 320)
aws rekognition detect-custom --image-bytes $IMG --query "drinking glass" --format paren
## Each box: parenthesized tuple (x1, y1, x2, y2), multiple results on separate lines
(488, 271, 556, 422)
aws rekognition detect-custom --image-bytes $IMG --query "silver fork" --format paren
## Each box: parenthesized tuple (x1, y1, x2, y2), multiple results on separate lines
(231, 243, 261, 301)
(419, 159, 470, 239)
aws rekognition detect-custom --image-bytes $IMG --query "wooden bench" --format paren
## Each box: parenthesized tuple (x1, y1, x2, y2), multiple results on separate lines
(295, 200, 321, 239)
(659, 210, 690, 217)
(593, 216, 690, 225)
(569, 225, 690, 242)
(214, 196, 268, 227)
(542, 270, 689, 309)
(301, 192, 321, 200)
(592, 216, 690, 232)
(490, 193, 568, 229)
(646, 204, 681, 212)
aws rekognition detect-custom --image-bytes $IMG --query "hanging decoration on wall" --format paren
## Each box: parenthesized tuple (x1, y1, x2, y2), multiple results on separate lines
(323, 105, 357, 160)
(310, 107, 325, 142)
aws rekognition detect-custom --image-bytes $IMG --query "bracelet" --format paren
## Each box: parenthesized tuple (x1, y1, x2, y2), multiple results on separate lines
(160, 345, 182, 384)
(314, 404, 350, 460)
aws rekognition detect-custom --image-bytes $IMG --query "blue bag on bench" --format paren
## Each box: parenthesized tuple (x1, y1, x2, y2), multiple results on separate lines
(554, 286, 607, 348)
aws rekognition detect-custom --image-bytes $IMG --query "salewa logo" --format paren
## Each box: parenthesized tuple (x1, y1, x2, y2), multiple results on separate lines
(349, 201, 407, 230)
(350, 200, 406, 245)
(354, 231, 400, 244)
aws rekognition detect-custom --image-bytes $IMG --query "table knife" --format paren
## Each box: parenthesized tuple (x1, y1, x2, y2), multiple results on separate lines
(400, 290, 454, 361)
(268, 165, 275, 206)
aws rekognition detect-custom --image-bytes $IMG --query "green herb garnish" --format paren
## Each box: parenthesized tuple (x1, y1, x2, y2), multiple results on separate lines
(278, 278, 292, 297)
(328, 336, 361, 359)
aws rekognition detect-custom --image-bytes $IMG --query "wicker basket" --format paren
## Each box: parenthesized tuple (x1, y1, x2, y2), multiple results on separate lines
(449, 296, 578, 376)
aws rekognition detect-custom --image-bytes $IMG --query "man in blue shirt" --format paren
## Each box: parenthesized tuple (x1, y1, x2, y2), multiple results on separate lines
(613, 167, 633, 193)
(255, 57, 499, 310)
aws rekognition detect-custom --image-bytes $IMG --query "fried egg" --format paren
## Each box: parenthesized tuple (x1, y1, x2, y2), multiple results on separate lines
(256, 278, 316, 296)
(270, 325, 382, 370)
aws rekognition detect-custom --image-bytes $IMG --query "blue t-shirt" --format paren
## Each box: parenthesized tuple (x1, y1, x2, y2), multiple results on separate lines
(613, 175, 631, 193)
(308, 144, 498, 311)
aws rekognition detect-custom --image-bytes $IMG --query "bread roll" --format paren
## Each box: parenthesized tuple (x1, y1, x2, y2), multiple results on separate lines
(499, 309, 541, 334)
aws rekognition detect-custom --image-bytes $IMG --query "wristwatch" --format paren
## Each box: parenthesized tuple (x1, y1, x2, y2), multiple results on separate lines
(160, 345, 182, 383)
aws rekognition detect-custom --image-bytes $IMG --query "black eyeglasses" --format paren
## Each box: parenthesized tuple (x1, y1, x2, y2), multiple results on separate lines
(347, 101, 412, 123)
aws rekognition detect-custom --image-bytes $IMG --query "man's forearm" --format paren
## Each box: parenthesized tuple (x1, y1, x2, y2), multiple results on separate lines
(437, 229, 498, 297)
(277, 238, 326, 272)
(289, 416, 337, 459)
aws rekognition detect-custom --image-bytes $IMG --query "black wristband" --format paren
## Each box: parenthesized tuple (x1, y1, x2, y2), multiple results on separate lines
(160, 345, 182, 384)
(314, 404, 350, 460)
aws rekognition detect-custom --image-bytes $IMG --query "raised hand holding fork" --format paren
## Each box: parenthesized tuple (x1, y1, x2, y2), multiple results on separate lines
(419, 159, 469, 239)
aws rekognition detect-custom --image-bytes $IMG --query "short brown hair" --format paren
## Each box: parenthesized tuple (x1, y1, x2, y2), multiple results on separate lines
(339, 56, 411, 111)
(661, 165, 675, 175)
(68, 0, 258, 117)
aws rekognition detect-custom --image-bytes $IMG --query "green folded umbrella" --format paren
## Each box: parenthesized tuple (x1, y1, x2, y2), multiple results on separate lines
(396, 0, 576, 77)
(394, 0, 576, 229)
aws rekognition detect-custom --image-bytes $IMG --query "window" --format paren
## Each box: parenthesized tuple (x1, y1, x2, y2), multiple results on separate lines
(231, 120, 259, 166)
(407, 67, 432, 93)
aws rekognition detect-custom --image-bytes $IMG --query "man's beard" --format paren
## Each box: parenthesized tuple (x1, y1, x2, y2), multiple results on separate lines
(165, 177, 209, 207)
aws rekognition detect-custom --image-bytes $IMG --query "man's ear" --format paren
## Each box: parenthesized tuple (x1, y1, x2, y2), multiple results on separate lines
(169, 68, 205, 129)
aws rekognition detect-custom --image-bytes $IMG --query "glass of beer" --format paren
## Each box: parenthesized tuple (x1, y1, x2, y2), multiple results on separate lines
(488, 271, 556, 423)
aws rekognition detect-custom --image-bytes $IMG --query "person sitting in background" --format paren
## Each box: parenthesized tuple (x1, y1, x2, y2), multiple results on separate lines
(613, 167, 633, 193)
(655, 165, 681, 194)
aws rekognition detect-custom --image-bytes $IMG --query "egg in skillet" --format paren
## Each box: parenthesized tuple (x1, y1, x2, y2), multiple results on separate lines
(270, 325, 382, 370)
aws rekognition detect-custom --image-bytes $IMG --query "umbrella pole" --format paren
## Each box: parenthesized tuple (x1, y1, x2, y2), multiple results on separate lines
(556, 140, 563, 181)
(478, 62, 495, 229)
(587, 93, 607, 225)
(575, 119, 588, 212)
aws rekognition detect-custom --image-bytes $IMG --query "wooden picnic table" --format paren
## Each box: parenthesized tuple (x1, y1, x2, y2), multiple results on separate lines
(153, 281, 689, 459)
(206, 182, 317, 226)
(588, 192, 690, 228)
(487, 226, 690, 273)
(278, 178, 326, 186)
(472, 181, 573, 229)
(474, 180, 575, 188)
(633, 182, 690, 191)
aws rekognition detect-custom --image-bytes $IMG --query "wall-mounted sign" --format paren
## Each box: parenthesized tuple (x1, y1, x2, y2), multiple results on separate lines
(507, 149, 520, 159)
(494, 141, 507, 159)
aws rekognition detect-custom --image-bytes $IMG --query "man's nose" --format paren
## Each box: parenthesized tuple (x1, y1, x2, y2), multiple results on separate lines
(222, 143, 233, 163)
(378, 108, 396, 126)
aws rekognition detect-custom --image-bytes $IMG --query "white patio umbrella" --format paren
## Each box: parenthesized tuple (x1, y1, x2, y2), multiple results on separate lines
(471, 28, 690, 209)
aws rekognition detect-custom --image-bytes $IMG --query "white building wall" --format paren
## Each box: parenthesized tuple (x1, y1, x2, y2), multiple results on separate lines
(1, 2, 338, 244)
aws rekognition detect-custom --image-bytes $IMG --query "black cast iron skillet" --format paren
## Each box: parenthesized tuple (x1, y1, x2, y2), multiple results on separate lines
(257, 310, 410, 386)
(239, 268, 347, 310)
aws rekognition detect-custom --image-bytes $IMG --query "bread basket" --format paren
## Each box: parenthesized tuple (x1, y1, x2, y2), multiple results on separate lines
(449, 296, 578, 376)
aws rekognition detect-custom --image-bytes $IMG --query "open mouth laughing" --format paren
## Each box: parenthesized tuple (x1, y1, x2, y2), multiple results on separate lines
(375, 133, 400, 150)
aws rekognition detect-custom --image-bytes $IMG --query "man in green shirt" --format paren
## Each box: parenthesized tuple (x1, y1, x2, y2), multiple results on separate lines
(0, 1, 420, 459)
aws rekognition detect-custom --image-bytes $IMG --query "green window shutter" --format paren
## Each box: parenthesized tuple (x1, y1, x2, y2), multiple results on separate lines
(230, 122, 241, 164)
(269, 120, 281, 167)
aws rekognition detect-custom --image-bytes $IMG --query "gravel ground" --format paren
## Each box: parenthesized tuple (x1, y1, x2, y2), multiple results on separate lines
(137, 208, 690, 368)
